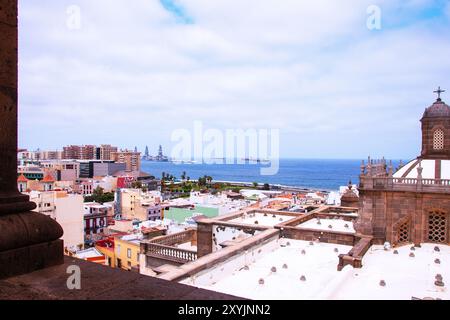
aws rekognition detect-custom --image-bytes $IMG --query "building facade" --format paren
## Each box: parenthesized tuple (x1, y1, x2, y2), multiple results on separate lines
(357, 92, 450, 246)
(28, 191, 84, 253)
(111, 150, 141, 172)
(84, 203, 109, 245)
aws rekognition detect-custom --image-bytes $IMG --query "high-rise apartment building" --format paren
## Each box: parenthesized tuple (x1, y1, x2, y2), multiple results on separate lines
(99, 144, 118, 161)
(111, 150, 141, 172)
(62, 145, 118, 160)
(63, 145, 96, 160)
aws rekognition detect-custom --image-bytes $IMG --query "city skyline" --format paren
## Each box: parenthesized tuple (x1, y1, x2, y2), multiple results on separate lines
(19, 0, 450, 159)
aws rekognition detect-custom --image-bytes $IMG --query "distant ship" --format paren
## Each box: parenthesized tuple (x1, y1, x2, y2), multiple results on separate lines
(241, 157, 271, 163)
(142, 145, 169, 162)
(171, 159, 197, 164)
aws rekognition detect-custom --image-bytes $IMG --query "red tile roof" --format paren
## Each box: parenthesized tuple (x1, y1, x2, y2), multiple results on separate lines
(41, 174, 55, 183)
(17, 174, 29, 182)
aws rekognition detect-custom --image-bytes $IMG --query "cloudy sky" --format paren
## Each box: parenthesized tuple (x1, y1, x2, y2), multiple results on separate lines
(18, 0, 450, 159)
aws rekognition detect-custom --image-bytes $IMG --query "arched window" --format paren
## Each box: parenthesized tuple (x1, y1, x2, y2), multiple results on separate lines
(433, 129, 444, 150)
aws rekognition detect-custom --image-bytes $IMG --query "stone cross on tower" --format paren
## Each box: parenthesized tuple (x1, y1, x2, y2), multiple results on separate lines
(434, 86, 445, 101)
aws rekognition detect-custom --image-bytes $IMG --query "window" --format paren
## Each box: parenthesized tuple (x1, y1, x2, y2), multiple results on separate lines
(396, 220, 410, 245)
(117, 244, 121, 255)
(428, 210, 448, 243)
(433, 129, 444, 150)
(127, 248, 132, 259)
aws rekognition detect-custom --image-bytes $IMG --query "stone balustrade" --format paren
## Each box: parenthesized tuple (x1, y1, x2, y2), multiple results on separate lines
(149, 229, 196, 246)
(145, 243, 197, 264)
(360, 176, 450, 193)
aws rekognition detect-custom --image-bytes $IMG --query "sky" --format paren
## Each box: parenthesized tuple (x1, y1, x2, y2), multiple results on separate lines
(18, 0, 450, 160)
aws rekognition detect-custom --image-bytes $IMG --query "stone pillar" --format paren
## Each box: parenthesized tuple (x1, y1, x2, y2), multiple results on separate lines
(196, 223, 213, 258)
(0, 0, 64, 279)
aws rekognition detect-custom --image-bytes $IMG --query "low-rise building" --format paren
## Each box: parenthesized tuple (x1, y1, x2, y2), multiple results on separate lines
(84, 202, 109, 246)
(119, 189, 163, 222)
(115, 234, 143, 271)
(28, 190, 84, 253)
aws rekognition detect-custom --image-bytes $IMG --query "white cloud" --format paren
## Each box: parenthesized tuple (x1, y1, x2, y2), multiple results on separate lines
(17, 0, 450, 159)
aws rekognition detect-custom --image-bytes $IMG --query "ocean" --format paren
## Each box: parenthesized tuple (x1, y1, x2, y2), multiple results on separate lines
(141, 159, 406, 191)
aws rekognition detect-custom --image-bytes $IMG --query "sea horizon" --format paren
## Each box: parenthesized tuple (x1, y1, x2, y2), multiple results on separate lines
(141, 158, 408, 191)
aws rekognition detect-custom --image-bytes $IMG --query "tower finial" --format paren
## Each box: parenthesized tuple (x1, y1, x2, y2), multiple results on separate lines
(434, 86, 445, 101)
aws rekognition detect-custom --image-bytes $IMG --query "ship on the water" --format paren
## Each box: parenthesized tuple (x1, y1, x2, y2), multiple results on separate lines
(142, 145, 169, 162)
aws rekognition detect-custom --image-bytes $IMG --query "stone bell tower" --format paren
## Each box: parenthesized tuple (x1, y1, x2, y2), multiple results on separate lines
(420, 87, 450, 159)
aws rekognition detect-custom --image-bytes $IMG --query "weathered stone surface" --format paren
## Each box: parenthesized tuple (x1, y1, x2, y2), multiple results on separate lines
(0, 240, 64, 279)
(0, 0, 19, 196)
(0, 257, 243, 300)
(0, 212, 63, 251)
(0, 0, 65, 280)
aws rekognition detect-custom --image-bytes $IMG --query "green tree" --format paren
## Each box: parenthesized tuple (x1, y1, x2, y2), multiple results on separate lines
(131, 181, 142, 189)
(93, 186, 104, 198)
(263, 183, 270, 191)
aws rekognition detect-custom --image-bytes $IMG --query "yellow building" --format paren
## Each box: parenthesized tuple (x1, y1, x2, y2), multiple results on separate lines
(114, 235, 141, 271)
(119, 189, 162, 222)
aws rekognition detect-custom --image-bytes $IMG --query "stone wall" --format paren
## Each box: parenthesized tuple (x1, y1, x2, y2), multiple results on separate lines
(358, 189, 450, 245)
(281, 226, 356, 246)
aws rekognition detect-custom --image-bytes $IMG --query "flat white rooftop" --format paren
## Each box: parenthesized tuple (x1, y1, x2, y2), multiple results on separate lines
(298, 218, 355, 233)
(182, 240, 449, 300)
(182, 239, 352, 300)
(228, 212, 296, 227)
(333, 243, 449, 300)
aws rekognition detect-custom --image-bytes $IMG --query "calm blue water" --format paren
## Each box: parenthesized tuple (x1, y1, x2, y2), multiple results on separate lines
(141, 159, 405, 191)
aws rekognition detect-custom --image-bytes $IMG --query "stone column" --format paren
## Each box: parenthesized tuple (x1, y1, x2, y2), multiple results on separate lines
(196, 223, 213, 258)
(0, 0, 64, 279)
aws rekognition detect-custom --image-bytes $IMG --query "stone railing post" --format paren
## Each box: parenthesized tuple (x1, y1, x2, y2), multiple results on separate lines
(0, 0, 64, 279)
